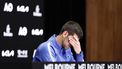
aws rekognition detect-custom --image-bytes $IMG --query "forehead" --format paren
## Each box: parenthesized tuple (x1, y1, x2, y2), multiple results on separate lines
(67, 33, 79, 41)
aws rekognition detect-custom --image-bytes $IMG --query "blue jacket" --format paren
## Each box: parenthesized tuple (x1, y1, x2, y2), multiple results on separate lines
(33, 34, 84, 62)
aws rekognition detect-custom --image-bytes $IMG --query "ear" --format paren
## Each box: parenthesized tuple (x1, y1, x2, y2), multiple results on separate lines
(62, 31, 68, 38)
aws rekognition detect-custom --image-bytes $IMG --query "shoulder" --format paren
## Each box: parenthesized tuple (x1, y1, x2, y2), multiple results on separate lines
(36, 41, 54, 53)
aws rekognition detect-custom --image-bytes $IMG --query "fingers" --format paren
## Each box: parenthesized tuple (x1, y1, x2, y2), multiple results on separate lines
(68, 36, 80, 47)
(69, 39, 78, 48)
(68, 35, 81, 54)
(73, 35, 79, 41)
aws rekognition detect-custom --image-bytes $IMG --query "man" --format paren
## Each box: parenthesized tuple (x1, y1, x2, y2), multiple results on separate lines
(33, 21, 84, 62)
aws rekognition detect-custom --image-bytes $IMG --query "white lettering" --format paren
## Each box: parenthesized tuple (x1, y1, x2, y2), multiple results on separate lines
(44, 64, 53, 69)
(17, 5, 29, 12)
(1, 50, 14, 57)
(3, 24, 13, 37)
(33, 5, 42, 17)
(115, 64, 122, 69)
(108, 64, 114, 69)
(87, 64, 105, 69)
(78, 64, 86, 69)
(4, 2, 13, 12)
(31, 29, 43, 36)
(18, 26, 28, 36)
(17, 49, 28, 58)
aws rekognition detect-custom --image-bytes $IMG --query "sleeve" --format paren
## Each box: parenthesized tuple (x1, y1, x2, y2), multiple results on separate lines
(33, 42, 56, 62)
(75, 51, 84, 62)
(70, 51, 84, 62)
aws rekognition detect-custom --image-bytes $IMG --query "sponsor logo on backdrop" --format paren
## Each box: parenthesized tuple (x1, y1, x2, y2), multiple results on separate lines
(1, 49, 37, 58)
(4, 2, 42, 17)
(3, 24, 44, 37)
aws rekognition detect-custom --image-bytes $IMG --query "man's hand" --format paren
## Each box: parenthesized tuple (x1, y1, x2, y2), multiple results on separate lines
(68, 35, 81, 54)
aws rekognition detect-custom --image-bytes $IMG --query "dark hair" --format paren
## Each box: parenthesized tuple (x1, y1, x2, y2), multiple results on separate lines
(59, 20, 83, 39)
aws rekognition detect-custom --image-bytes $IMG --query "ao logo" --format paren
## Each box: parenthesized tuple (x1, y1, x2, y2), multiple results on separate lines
(4, 2, 13, 12)
(3, 24, 44, 37)
(4, 2, 29, 12)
